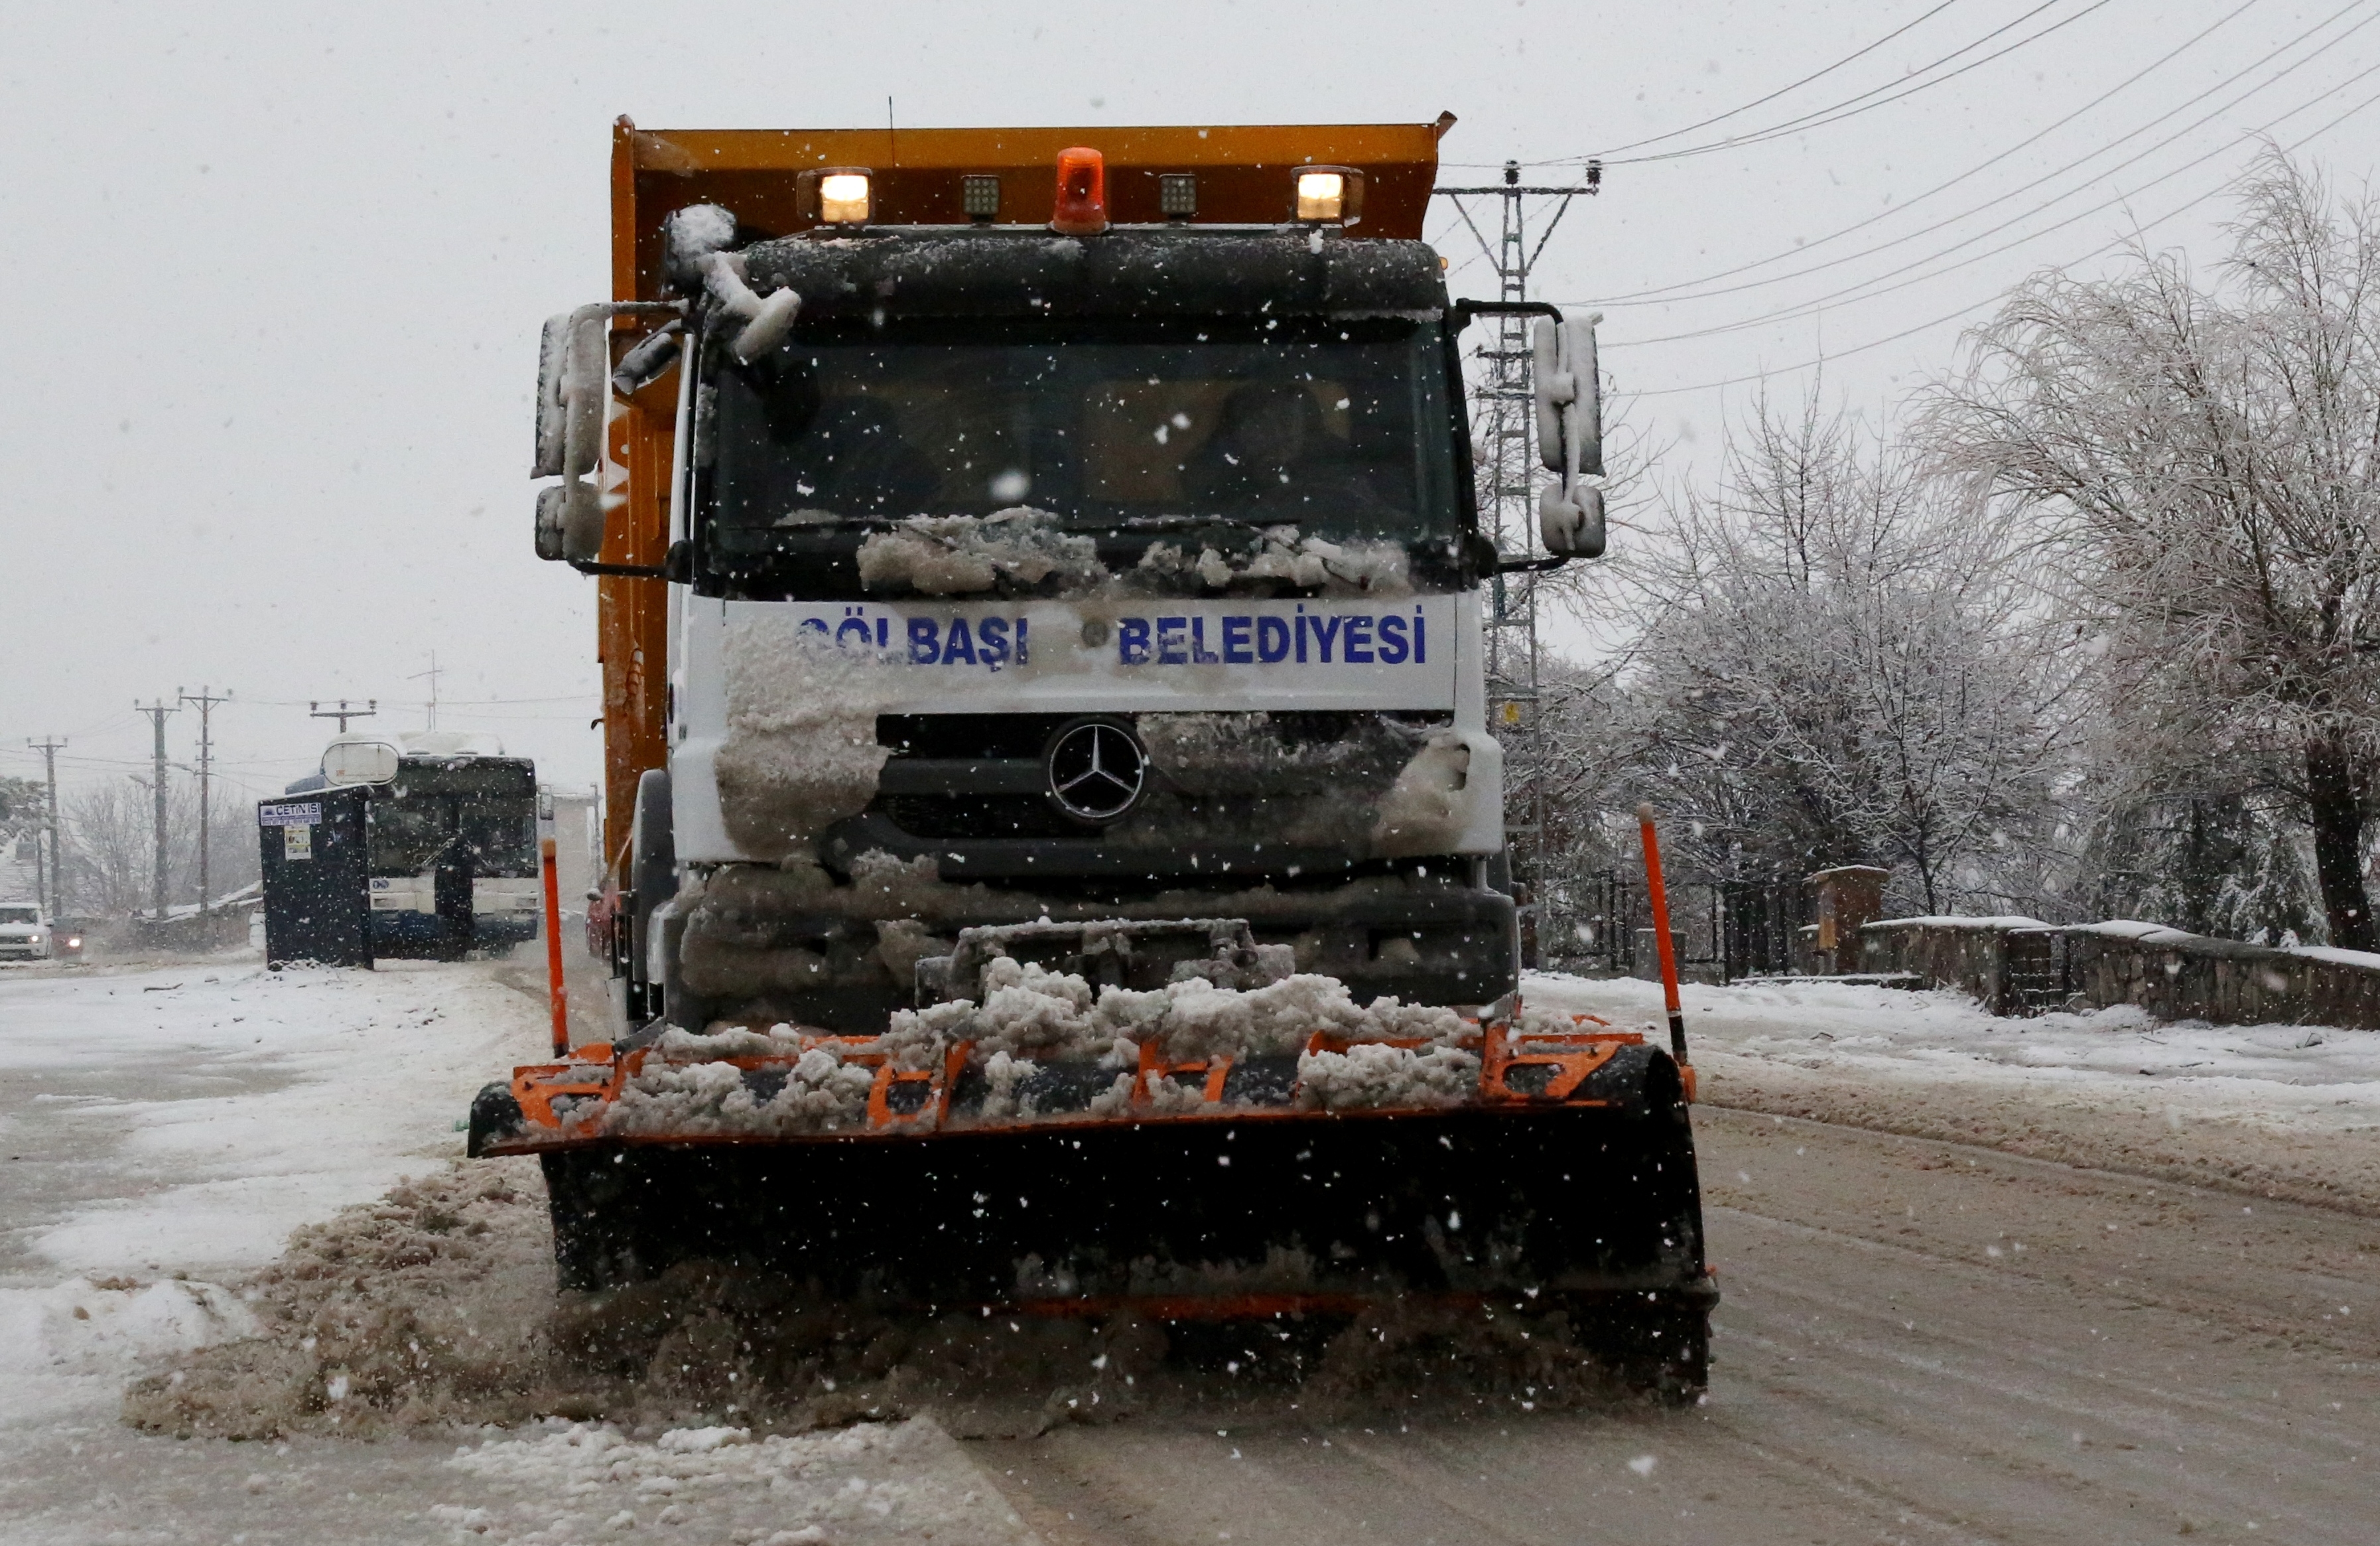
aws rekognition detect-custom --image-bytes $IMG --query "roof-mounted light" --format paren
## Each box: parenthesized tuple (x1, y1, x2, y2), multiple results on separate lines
(1159, 173, 1197, 220)
(798, 167, 874, 227)
(1294, 166, 1364, 226)
(1051, 147, 1107, 236)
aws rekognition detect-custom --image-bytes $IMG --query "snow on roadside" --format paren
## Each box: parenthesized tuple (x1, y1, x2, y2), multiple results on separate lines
(0, 957, 547, 1427)
(434, 1415, 1038, 1546)
(1525, 971, 2380, 1127)
(8, 957, 545, 1275)
(1525, 971, 2380, 1212)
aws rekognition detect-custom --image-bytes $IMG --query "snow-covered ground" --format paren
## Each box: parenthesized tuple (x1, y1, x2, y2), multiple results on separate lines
(5, 955, 2377, 1541)
(1526, 969, 2380, 1213)
(1528, 970, 2380, 1129)
(0, 955, 540, 1425)
(0, 954, 1041, 1545)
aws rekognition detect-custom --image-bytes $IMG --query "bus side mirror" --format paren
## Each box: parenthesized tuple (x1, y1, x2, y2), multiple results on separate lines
(1531, 313, 1606, 557)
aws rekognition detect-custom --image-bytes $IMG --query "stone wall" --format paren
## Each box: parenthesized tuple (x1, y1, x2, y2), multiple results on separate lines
(1858, 916, 2052, 1017)
(1861, 916, 2380, 1028)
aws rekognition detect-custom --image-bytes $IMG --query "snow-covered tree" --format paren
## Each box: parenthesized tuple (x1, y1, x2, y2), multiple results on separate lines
(1927, 152, 2380, 946)
(1563, 391, 2065, 914)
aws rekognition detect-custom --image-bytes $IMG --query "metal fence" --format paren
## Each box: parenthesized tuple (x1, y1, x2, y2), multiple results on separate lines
(1540, 871, 1812, 982)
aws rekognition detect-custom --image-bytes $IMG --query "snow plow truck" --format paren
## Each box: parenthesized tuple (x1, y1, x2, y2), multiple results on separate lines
(468, 115, 1714, 1397)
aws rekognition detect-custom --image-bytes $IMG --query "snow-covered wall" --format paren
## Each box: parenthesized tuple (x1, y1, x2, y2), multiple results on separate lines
(1863, 914, 2380, 1029)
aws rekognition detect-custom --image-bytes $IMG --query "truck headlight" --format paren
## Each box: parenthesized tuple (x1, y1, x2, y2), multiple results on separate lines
(1293, 167, 1362, 226)
(818, 171, 871, 225)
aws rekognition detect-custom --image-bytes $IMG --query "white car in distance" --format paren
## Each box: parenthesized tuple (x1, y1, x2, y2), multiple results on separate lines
(0, 903, 52, 961)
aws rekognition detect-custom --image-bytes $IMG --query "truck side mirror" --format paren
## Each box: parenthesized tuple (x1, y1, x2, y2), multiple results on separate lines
(1530, 314, 1607, 559)
(530, 301, 684, 564)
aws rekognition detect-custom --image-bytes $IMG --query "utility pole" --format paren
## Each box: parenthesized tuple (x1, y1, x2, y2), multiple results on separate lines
(409, 652, 442, 731)
(26, 737, 64, 918)
(180, 687, 231, 918)
(134, 700, 179, 921)
(310, 699, 377, 734)
(1431, 159, 1599, 969)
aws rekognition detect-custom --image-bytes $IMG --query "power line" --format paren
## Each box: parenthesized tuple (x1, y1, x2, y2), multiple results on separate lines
(1529, 0, 1969, 163)
(1616, 77, 2380, 397)
(309, 699, 377, 733)
(1605, 47, 2380, 348)
(1583, 0, 2289, 306)
(1525, 0, 2117, 169)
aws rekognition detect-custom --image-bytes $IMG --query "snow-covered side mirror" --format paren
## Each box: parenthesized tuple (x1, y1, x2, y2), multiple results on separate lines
(532, 313, 570, 479)
(531, 300, 683, 564)
(1531, 313, 1607, 558)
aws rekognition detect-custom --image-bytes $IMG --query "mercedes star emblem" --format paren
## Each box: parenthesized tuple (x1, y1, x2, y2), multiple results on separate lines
(1045, 719, 1146, 823)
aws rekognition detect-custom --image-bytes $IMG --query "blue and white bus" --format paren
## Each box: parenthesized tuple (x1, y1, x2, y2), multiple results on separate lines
(287, 732, 541, 957)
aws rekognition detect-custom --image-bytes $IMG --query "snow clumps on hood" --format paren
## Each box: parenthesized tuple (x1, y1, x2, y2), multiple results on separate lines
(1135, 526, 1413, 598)
(856, 507, 1104, 596)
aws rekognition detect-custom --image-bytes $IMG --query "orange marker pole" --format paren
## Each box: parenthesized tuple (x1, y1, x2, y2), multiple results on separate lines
(1636, 803, 1691, 1082)
(539, 809, 569, 1057)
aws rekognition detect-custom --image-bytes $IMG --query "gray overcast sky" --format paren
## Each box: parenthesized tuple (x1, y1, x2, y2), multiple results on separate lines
(3, 0, 2373, 806)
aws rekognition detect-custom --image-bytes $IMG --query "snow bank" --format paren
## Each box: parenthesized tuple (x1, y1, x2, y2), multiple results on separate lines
(439, 1415, 1037, 1546)
(122, 1160, 558, 1439)
(1869, 914, 2051, 931)
(1522, 970, 2380, 1213)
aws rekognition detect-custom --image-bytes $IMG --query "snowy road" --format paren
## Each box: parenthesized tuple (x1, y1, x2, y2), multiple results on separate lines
(973, 1102, 2378, 1543)
(0, 961, 2373, 1542)
(974, 977, 2380, 1544)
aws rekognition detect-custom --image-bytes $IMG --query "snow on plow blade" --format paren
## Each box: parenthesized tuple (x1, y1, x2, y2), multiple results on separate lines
(467, 921, 1713, 1334)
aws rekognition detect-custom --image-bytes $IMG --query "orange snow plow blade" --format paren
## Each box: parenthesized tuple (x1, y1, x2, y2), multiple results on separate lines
(466, 921, 1714, 1391)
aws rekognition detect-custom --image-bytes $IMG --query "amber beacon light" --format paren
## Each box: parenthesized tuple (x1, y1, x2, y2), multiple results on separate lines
(1050, 147, 1108, 235)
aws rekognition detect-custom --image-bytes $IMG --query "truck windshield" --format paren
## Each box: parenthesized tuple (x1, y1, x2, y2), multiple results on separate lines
(702, 317, 1458, 585)
(0, 906, 38, 925)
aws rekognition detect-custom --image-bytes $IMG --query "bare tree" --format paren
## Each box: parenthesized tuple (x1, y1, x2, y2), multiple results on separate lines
(1927, 152, 2380, 946)
(62, 779, 155, 916)
(57, 775, 257, 917)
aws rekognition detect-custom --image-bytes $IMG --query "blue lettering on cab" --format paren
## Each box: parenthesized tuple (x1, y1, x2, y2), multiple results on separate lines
(1113, 606, 1428, 668)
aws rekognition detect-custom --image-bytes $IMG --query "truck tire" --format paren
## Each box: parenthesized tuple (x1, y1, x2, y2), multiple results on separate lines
(626, 769, 673, 1026)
